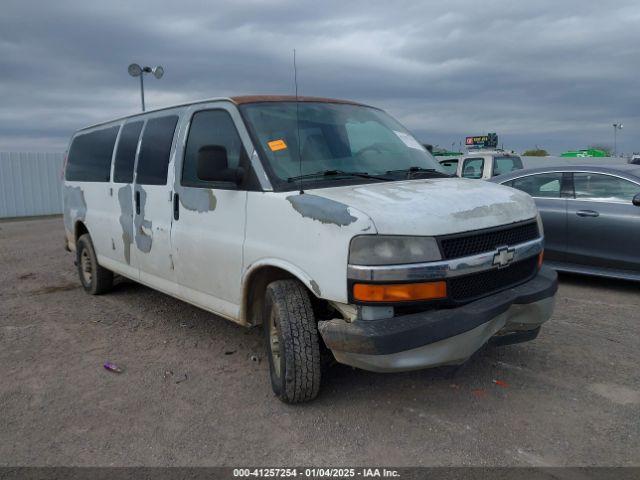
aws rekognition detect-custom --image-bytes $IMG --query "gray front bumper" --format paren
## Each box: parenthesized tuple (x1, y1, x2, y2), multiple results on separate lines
(319, 266, 557, 373)
(332, 296, 554, 372)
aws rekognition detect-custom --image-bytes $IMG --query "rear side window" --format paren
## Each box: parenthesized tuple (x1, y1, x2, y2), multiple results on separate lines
(505, 172, 563, 198)
(66, 126, 120, 182)
(136, 116, 179, 185)
(182, 110, 246, 188)
(113, 121, 144, 183)
(493, 156, 523, 176)
(573, 173, 640, 202)
(461, 157, 484, 179)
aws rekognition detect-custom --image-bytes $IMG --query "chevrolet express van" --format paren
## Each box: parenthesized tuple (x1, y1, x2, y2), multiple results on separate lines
(63, 96, 557, 403)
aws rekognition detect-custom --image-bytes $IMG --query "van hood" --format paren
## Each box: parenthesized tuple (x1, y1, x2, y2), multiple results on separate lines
(310, 178, 537, 236)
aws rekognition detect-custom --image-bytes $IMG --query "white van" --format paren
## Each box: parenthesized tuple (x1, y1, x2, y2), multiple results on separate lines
(63, 96, 557, 403)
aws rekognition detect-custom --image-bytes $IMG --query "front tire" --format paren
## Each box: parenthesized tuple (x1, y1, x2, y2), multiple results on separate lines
(76, 233, 113, 295)
(264, 279, 321, 403)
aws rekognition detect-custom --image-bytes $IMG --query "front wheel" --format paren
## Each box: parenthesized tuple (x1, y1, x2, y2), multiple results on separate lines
(264, 279, 321, 403)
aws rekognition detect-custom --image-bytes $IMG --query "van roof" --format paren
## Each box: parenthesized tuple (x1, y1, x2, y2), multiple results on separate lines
(230, 95, 367, 106)
(78, 95, 370, 132)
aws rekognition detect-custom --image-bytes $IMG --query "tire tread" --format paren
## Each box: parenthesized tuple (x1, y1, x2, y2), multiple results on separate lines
(77, 233, 113, 295)
(266, 279, 321, 403)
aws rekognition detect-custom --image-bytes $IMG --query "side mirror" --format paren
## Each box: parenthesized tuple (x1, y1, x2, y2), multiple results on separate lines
(197, 145, 245, 185)
(633, 193, 640, 207)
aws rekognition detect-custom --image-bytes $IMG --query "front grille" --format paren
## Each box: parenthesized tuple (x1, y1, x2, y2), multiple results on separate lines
(448, 256, 538, 303)
(439, 221, 539, 260)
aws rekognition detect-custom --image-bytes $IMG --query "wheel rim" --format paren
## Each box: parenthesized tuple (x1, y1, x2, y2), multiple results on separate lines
(269, 309, 282, 379)
(80, 248, 92, 285)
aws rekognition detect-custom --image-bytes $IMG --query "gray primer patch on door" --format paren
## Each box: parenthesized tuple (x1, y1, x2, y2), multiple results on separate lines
(117, 185, 134, 264)
(63, 185, 86, 233)
(287, 194, 357, 226)
(134, 187, 153, 253)
(180, 188, 217, 213)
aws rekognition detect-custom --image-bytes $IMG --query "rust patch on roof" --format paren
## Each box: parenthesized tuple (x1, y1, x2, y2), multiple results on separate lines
(230, 95, 369, 107)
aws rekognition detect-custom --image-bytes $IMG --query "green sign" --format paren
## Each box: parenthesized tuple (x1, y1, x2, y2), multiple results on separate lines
(561, 149, 608, 158)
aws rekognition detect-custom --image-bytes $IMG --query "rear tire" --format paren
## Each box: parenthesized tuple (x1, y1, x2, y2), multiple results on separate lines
(76, 233, 113, 295)
(264, 279, 322, 403)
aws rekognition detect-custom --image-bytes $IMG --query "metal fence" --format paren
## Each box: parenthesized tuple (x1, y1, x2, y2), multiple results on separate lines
(0, 152, 64, 218)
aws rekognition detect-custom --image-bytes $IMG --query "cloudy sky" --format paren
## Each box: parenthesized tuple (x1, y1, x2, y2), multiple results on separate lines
(2, 0, 639, 154)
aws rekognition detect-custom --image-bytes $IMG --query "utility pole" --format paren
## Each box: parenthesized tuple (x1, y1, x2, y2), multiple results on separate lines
(128, 64, 164, 112)
(612, 123, 623, 157)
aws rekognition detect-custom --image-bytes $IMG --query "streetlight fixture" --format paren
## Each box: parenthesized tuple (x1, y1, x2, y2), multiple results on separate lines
(128, 63, 164, 112)
(612, 123, 623, 157)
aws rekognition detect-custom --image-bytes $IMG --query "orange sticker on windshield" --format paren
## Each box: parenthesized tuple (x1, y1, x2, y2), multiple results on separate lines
(268, 139, 287, 152)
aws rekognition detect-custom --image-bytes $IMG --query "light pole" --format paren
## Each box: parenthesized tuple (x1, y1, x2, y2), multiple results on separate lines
(612, 123, 623, 157)
(128, 63, 164, 112)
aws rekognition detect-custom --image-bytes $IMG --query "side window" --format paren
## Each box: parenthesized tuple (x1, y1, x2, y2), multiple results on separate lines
(493, 156, 523, 176)
(507, 172, 563, 198)
(573, 173, 640, 202)
(65, 126, 120, 182)
(461, 157, 484, 179)
(136, 115, 179, 185)
(182, 110, 247, 188)
(439, 159, 459, 175)
(113, 121, 143, 183)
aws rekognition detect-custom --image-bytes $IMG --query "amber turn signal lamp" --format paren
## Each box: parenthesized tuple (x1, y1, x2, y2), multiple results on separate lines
(353, 281, 447, 302)
(538, 251, 544, 269)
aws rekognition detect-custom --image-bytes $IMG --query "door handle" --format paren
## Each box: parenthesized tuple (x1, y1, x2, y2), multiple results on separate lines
(173, 193, 180, 220)
(576, 209, 599, 217)
(135, 191, 140, 215)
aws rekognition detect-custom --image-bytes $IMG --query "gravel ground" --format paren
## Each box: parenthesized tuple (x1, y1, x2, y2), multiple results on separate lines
(0, 216, 638, 466)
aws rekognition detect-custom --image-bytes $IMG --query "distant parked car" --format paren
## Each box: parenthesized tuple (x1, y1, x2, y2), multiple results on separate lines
(491, 165, 640, 281)
(457, 150, 523, 179)
(630, 155, 640, 165)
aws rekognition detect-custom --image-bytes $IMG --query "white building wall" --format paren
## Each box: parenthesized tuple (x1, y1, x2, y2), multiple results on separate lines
(0, 152, 64, 218)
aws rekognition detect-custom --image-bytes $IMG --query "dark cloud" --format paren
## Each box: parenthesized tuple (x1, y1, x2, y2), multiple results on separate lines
(1, 0, 639, 154)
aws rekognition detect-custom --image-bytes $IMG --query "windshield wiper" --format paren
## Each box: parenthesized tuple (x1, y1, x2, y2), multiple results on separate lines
(385, 166, 453, 178)
(287, 169, 389, 183)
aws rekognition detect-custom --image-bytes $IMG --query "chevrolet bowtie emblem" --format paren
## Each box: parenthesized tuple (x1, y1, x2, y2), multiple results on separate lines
(492, 246, 515, 268)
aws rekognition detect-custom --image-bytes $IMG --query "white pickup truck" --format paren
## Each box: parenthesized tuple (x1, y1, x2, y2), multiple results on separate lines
(439, 150, 524, 179)
(63, 95, 557, 403)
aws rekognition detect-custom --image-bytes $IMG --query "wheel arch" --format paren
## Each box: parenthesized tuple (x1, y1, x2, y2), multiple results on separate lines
(74, 220, 89, 243)
(240, 260, 320, 326)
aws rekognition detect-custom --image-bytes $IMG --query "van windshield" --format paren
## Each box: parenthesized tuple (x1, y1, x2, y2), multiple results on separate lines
(240, 102, 444, 189)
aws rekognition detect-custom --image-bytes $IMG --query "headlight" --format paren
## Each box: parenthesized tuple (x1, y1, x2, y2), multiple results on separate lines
(349, 235, 442, 266)
(536, 213, 544, 237)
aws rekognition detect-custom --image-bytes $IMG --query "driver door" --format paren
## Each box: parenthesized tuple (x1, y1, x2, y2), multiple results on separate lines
(170, 103, 250, 320)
